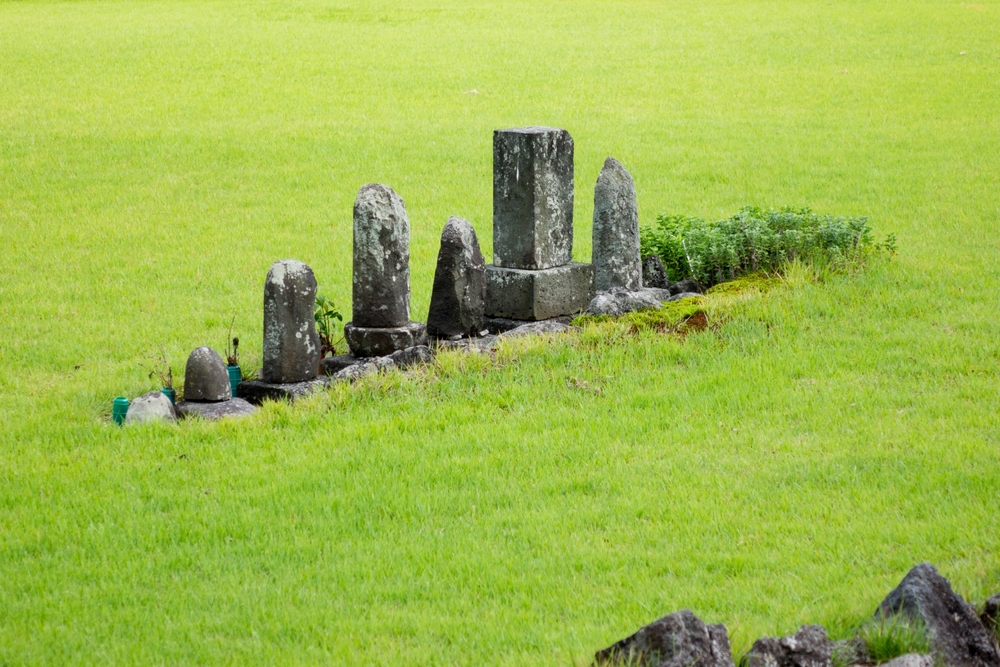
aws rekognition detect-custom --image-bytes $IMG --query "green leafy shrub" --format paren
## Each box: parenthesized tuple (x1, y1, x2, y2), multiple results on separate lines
(639, 207, 893, 287)
(314, 295, 344, 357)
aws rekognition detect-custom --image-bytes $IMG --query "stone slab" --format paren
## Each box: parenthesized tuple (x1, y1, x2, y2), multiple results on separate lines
(237, 376, 330, 405)
(176, 398, 257, 420)
(344, 320, 427, 357)
(493, 127, 574, 270)
(483, 315, 574, 334)
(320, 354, 365, 376)
(485, 262, 594, 320)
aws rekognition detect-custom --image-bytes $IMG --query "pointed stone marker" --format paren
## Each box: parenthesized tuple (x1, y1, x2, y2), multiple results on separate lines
(427, 216, 486, 338)
(344, 184, 426, 356)
(262, 259, 321, 384)
(593, 156, 641, 292)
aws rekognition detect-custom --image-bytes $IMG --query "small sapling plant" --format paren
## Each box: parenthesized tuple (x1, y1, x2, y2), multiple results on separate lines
(143, 345, 173, 390)
(225, 315, 240, 367)
(314, 295, 343, 358)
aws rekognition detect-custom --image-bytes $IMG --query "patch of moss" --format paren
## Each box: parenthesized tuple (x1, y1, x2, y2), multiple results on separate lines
(574, 296, 706, 334)
(704, 271, 782, 296)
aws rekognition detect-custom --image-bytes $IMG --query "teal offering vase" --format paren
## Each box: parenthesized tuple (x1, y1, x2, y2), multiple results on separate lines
(161, 387, 176, 405)
(112, 397, 129, 426)
(227, 366, 241, 398)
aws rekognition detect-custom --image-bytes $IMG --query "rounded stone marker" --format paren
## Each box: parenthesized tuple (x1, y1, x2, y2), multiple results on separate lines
(263, 259, 321, 384)
(593, 156, 641, 292)
(183, 346, 231, 402)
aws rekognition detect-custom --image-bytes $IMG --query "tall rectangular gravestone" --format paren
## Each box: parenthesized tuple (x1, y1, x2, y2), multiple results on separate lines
(485, 127, 594, 321)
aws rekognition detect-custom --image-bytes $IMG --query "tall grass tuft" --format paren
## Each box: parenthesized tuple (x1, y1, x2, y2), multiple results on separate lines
(860, 616, 930, 664)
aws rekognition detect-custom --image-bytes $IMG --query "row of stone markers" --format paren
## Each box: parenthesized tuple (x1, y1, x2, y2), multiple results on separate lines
(233, 126, 705, 406)
(121, 126, 704, 419)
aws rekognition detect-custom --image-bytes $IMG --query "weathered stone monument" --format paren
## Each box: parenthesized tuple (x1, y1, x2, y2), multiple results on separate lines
(485, 127, 594, 323)
(344, 184, 426, 356)
(592, 156, 641, 292)
(239, 259, 329, 404)
(176, 346, 256, 419)
(427, 216, 486, 338)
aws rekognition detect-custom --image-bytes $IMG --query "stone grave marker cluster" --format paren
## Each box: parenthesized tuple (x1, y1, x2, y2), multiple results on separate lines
(123, 126, 704, 416)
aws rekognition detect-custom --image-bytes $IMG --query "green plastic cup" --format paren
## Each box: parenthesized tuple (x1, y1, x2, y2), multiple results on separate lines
(112, 397, 129, 426)
(227, 366, 241, 398)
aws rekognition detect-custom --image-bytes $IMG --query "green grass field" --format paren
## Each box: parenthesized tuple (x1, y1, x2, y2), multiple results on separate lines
(2, 0, 1000, 664)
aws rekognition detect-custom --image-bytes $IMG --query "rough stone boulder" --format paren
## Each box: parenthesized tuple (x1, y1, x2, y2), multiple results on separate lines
(588, 287, 663, 316)
(881, 655, 935, 667)
(125, 391, 177, 425)
(176, 398, 256, 420)
(876, 563, 1000, 667)
(744, 625, 835, 667)
(595, 609, 735, 667)
(643, 254, 671, 289)
(670, 279, 703, 296)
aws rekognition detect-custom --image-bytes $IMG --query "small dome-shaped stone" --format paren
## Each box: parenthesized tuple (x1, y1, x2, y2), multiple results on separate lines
(183, 346, 231, 402)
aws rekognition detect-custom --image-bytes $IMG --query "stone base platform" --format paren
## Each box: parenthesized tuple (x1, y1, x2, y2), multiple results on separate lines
(483, 315, 574, 334)
(237, 376, 330, 405)
(344, 321, 427, 357)
(176, 398, 258, 420)
(485, 262, 594, 321)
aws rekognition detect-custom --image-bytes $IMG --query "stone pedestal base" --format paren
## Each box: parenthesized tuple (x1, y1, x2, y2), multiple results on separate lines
(237, 376, 330, 405)
(176, 398, 258, 420)
(344, 321, 427, 357)
(485, 262, 594, 321)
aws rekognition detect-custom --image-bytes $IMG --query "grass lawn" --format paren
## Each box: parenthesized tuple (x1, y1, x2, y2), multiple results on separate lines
(2, 0, 1000, 664)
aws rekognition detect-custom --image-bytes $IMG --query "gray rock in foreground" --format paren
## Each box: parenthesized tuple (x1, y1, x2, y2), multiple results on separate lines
(881, 655, 935, 667)
(183, 346, 231, 402)
(588, 288, 663, 316)
(593, 156, 641, 291)
(876, 563, 1000, 667)
(667, 291, 702, 302)
(352, 183, 412, 328)
(502, 320, 576, 337)
(643, 254, 671, 289)
(493, 127, 574, 270)
(595, 609, 735, 667)
(320, 354, 365, 376)
(744, 625, 834, 667)
(263, 259, 320, 384)
(388, 344, 434, 369)
(125, 391, 177, 424)
(483, 315, 574, 334)
(176, 398, 257, 420)
(237, 376, 330, 405)
(427, 216, 486, 338)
